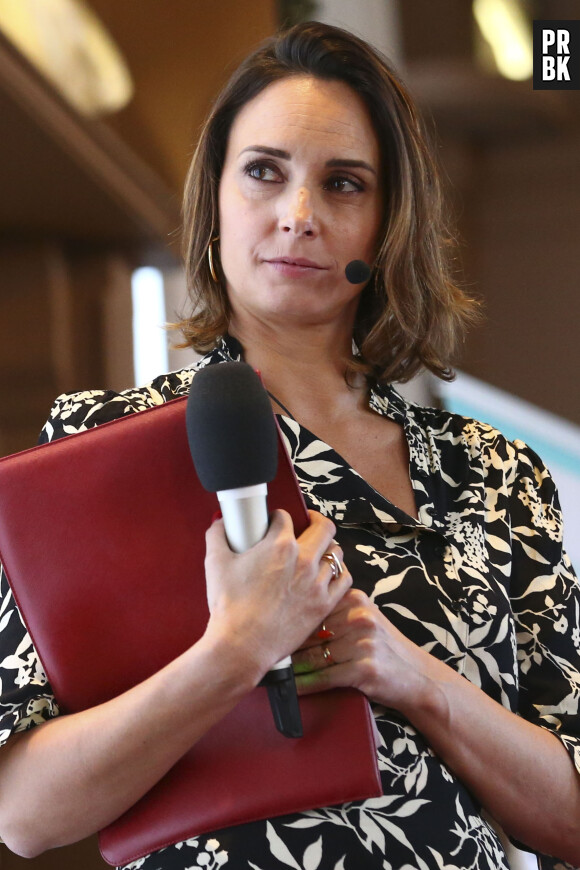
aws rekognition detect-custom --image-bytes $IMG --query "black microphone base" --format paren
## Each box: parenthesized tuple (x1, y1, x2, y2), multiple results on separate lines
(259, 665, 303, 738)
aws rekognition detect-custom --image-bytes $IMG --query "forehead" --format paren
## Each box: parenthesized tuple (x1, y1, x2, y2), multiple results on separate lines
(226, 75, 380, 164)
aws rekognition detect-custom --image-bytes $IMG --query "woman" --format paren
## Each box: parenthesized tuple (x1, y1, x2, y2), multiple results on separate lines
(1, 21, 579, 870)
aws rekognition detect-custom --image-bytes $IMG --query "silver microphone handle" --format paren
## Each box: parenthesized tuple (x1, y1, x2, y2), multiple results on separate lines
(216, 483, 300, 736)
(217, 484, 269, 553)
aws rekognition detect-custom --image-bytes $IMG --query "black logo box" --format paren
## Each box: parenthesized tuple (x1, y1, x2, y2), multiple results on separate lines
(533, 20, 580, 89)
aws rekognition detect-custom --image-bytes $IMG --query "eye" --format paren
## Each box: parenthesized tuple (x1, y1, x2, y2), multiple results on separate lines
(325, 175, 364, 194)
(244, 161, 283, 183)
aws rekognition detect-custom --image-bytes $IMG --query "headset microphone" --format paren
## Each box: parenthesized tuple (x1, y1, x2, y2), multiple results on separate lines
(345, 260, 372, 285)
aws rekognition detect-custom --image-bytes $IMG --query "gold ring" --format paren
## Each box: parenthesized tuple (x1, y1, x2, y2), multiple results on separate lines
(321, 551, 343, 580)
(322, 645, 334, 666)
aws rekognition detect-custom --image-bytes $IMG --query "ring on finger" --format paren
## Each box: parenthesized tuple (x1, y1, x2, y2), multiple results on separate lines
(322, 644, 335, 666)
(321, 551, 343, 580)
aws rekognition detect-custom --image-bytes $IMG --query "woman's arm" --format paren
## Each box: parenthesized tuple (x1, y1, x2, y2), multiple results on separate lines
(0, 510, 351, 858)
(0, 628, 256, 858)
(294, 588, 580, 865)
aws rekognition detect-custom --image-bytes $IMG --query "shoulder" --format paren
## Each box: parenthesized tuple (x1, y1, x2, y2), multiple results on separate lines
(419, 402, 548, 473)
(381, 382, 519, 459)
(38, 337, 244, 444)
(38, 368, 195, 444)
(385, 383, 546, 490)
(423, 404, 520, 463)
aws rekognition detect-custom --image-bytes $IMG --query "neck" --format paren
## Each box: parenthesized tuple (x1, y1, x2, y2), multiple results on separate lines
(228, 318, 366, 423)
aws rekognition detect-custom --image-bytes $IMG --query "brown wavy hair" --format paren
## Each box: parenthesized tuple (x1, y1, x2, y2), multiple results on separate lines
(175, 21, 479, 383)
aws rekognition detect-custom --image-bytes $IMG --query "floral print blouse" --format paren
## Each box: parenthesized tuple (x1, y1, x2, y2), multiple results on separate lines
(1, 335, 579, 870)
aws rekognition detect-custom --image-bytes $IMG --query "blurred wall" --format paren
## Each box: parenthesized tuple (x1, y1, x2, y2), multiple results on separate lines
(0, 0, 275, 456)
(87, 0, 278, 193)
(397, 0, 580, 426)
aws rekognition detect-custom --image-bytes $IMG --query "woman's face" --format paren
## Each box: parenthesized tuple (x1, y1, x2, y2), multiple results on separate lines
(218, 75, 383, 334)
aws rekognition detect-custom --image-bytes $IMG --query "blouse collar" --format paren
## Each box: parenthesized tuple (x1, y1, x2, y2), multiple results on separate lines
(212, 334, 443, 532)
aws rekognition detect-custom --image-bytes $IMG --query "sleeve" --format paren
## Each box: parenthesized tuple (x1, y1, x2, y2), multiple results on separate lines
(0, 563, 59, 747)
(509, 441, 580, 776)
(37, 388, 145, 444)
(37, 365, 197, 444)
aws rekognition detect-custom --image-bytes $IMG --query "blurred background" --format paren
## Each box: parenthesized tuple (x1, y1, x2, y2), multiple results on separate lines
(0, 1, 578, 867)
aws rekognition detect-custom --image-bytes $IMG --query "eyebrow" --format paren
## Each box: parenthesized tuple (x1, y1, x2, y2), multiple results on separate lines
(240, 146, 377, 175)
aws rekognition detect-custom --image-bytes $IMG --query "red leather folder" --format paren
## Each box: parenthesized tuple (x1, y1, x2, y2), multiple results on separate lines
(0, 395, 381, 867)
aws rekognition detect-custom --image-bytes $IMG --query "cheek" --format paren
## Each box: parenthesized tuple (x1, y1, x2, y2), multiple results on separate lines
(220, 201, 270, 271)
(220, 217, 251, 263)
(355, 220, 382, 266)
(218, 218, 263, 296)
(218, 190, 244, 272)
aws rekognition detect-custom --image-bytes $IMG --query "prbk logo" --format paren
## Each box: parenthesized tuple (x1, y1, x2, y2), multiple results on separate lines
(533, 20, 580, 89)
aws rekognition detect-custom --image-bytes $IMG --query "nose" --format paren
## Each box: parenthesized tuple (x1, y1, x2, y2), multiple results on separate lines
(279, 187, 316, 237)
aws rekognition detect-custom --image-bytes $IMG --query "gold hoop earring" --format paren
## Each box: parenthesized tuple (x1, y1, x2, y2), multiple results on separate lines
(207, 236, 220, 283)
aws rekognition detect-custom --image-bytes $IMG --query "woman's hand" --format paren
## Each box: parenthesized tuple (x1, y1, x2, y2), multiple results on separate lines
(293, 588, 580, 864)
(292, 588, 440, 712)
(204, 509, 353, 680)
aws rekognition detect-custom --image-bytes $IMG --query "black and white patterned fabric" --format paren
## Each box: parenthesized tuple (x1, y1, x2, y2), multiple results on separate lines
(1, 334, 579, 870)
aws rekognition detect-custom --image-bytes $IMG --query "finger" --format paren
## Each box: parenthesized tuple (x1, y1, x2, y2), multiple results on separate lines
(294, 629, 352, 668)
(316, 538, 349, 588)
(297, 589, 373, 651)
(323, 588, 370, 623)
(324, 561, 352, 614)
(265, 508, 295, 535)
(204, 510, 295, 582)
(296, 632, 334, 653)
(204, 516, 231, 557)
(299, 613, 342, 651)
(295, 660, 356, 695)
(293, 642, 334, 675)
(210, 509, 338, 575)
(297, 584, 358, 653)
(298, 584, 350, 655)
(319, 550, 344, 584)
(295, 510, 337, 561)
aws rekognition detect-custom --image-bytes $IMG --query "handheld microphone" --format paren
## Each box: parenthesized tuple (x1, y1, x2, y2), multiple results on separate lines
(345, 259, 372, 285)
(186, 362, 303, 738)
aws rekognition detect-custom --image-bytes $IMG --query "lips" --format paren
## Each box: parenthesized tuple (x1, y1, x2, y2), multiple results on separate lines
(264, 257, 326, 270)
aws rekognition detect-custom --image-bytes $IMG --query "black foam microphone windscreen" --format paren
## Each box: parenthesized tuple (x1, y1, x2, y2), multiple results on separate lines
(345, 260, 372, 285)
(186, 362, 278, 493)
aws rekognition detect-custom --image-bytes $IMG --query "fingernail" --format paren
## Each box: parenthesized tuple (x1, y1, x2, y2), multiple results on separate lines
(210, 510, 223, 523)
(317, 628, 335, 640)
